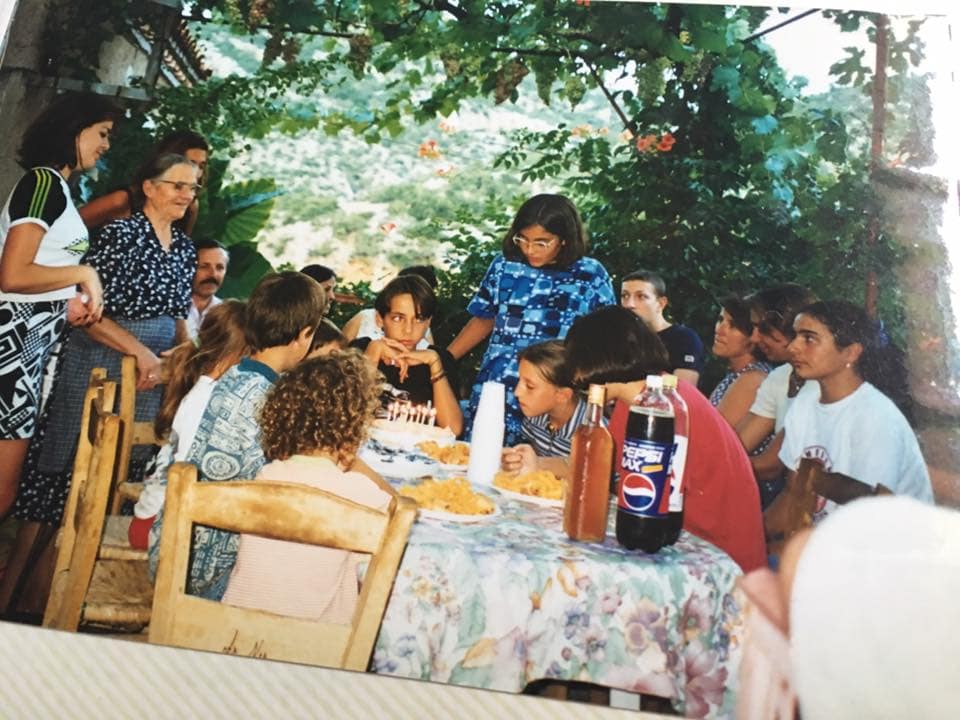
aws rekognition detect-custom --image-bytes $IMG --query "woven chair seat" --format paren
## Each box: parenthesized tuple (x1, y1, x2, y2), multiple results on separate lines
(82, 559, 153, 631)
(100, 516, 148, 562)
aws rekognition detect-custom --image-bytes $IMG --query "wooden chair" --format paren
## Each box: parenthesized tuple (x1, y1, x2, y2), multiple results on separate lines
(149, 463, 417, 670)
(109, 355, 160, 513)
(42, 371, 153, 632)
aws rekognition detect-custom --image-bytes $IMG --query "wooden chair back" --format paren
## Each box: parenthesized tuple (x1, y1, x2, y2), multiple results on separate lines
(43, 371, 122, 630)
(111, 355, 159, 512)
(149, 463, 417, 670)
(765, 458, 893, 557)
(764, 459, 819, 557)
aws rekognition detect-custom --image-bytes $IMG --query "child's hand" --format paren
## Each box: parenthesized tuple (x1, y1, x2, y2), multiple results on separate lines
(500, 444, 537, 475)
(369, 339, 411, 381)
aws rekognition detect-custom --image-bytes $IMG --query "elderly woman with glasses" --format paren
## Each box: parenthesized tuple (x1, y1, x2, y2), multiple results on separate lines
(11, 153, 198, 544)
(447, 194, 615, 444)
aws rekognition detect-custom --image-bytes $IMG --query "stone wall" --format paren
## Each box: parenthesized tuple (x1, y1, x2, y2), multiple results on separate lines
(875, 165, 960, 506)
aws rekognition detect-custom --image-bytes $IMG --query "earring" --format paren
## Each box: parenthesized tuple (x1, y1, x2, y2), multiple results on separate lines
(845, 362, 851, 368)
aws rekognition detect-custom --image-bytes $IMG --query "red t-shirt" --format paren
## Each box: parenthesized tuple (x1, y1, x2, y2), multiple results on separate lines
(609, 380, 766, 572)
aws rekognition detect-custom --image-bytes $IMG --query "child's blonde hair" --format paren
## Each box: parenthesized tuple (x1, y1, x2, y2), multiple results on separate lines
(518, 340, 572, 389)
(259, 351, 380, 467)
(155, 299, 248, 439)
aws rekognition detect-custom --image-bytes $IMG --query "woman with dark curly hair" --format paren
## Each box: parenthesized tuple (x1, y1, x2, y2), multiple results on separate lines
(773, 300, 932, 526)
(221, 351, 394, 622)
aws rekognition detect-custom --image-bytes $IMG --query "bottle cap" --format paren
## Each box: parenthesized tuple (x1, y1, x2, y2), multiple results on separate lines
(662, 374, 678, 390)
(587, 384, 606, 405)
(645, 374, 663, 389)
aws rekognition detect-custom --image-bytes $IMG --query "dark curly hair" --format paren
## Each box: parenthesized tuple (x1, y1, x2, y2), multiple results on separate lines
(18, 93, 122, 170)
(259, 351, 381, 467)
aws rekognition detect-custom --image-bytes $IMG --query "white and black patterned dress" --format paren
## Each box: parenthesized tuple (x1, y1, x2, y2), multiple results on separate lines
(15, 212, 196, 524)
(0, 168, 88, 440)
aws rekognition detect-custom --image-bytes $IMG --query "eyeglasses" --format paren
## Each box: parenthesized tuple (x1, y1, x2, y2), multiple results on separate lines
(153, 180, 201, 194)
(512, 234, 559, 251)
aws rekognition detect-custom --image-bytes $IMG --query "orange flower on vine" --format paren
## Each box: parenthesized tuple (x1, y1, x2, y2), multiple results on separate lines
(418, 139, 442, 159)
(635, 134, 657, 152)
(657, 133, 676, 152)
(379, 222, 397, 234)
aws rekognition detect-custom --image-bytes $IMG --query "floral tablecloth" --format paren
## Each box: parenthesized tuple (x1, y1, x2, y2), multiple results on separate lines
(372, 477, 745, 719)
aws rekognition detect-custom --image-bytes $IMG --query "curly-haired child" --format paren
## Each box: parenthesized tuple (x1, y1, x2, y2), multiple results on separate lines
(221, 351, 394, 622)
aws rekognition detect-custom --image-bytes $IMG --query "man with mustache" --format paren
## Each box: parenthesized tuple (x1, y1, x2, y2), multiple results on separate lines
(186, 238, 229, 341)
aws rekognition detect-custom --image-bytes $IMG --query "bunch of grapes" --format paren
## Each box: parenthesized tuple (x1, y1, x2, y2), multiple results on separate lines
(494, 60, 529, 105)
(347, 34, 373, 78)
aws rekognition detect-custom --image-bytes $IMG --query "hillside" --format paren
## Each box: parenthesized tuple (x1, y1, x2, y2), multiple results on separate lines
(191, 21, 621, 284)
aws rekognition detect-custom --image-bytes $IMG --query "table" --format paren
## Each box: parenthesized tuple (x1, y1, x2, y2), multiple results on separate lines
(371, 473, 745, 719)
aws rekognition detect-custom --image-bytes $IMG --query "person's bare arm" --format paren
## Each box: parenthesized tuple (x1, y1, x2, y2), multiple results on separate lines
(736, 411, 776, 453)
(446, 316, 494, 360)
(0, 225, 103, 322)
(673, 368, 700, 387)
(751, 430, 786, 482)
(716, 370, 766, 429)
(77, 189, 131, 229)
(401, 349, 463, 436)
(342, 311, 365, 342)
(84, 318, 161, 390)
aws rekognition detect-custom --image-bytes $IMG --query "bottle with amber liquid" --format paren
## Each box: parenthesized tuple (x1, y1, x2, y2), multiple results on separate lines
(564, 384, 614, 542)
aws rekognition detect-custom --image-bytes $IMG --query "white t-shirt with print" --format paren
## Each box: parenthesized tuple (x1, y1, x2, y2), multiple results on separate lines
(779, 381, 933, 522)
(0, 168, 88, 302)
(749, 363, 819, 432)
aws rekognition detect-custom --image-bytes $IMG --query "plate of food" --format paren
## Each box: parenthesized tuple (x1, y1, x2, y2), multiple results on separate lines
(369, 418, 457, 450)
(398, 477, 501, 523)
(492, 469, 565, 508)
(417, 440, 470, 473)
(359, 442, 438, 479)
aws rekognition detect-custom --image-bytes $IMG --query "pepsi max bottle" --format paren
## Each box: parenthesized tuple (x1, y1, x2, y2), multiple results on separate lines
(616, 375, 676, 553)
(661, 374, 688, 545)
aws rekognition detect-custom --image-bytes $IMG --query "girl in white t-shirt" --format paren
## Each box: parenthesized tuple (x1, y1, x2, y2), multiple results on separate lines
(128, 299, 249, 548)
(222, 352, 393, 623)
(0, 93, 121, 518)
(776, 300, 932, 524)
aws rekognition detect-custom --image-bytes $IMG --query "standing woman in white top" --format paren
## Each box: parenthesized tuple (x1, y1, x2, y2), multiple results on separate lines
(775, 300, 932, 525)
(0, 93, 119, 517)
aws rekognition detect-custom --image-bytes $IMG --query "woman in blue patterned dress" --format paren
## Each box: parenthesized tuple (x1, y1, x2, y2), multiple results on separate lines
(708, 295, 773, 444)
(447, 194, 615, 444)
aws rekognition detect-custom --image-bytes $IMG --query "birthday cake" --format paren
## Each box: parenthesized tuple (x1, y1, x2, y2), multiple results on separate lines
(369, 418, 456, 448)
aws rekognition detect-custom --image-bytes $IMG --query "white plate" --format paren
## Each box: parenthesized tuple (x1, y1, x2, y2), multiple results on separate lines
(417, 503, 502, 524)
(359, 447, 437, 479)
(491, 485, 564, 508)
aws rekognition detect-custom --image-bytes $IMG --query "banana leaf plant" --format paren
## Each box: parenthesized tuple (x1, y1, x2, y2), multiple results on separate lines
(192, 157, 283, 299)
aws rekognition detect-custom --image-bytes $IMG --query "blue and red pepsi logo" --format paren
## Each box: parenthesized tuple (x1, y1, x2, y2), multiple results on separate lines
(619, 473, 658, 513)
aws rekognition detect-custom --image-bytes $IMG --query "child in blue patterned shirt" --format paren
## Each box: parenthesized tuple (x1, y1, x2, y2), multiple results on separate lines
(148, 271, 326, 599)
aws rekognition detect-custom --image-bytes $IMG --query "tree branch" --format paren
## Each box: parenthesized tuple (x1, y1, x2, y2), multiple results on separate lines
(586, 62, 635, 135)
